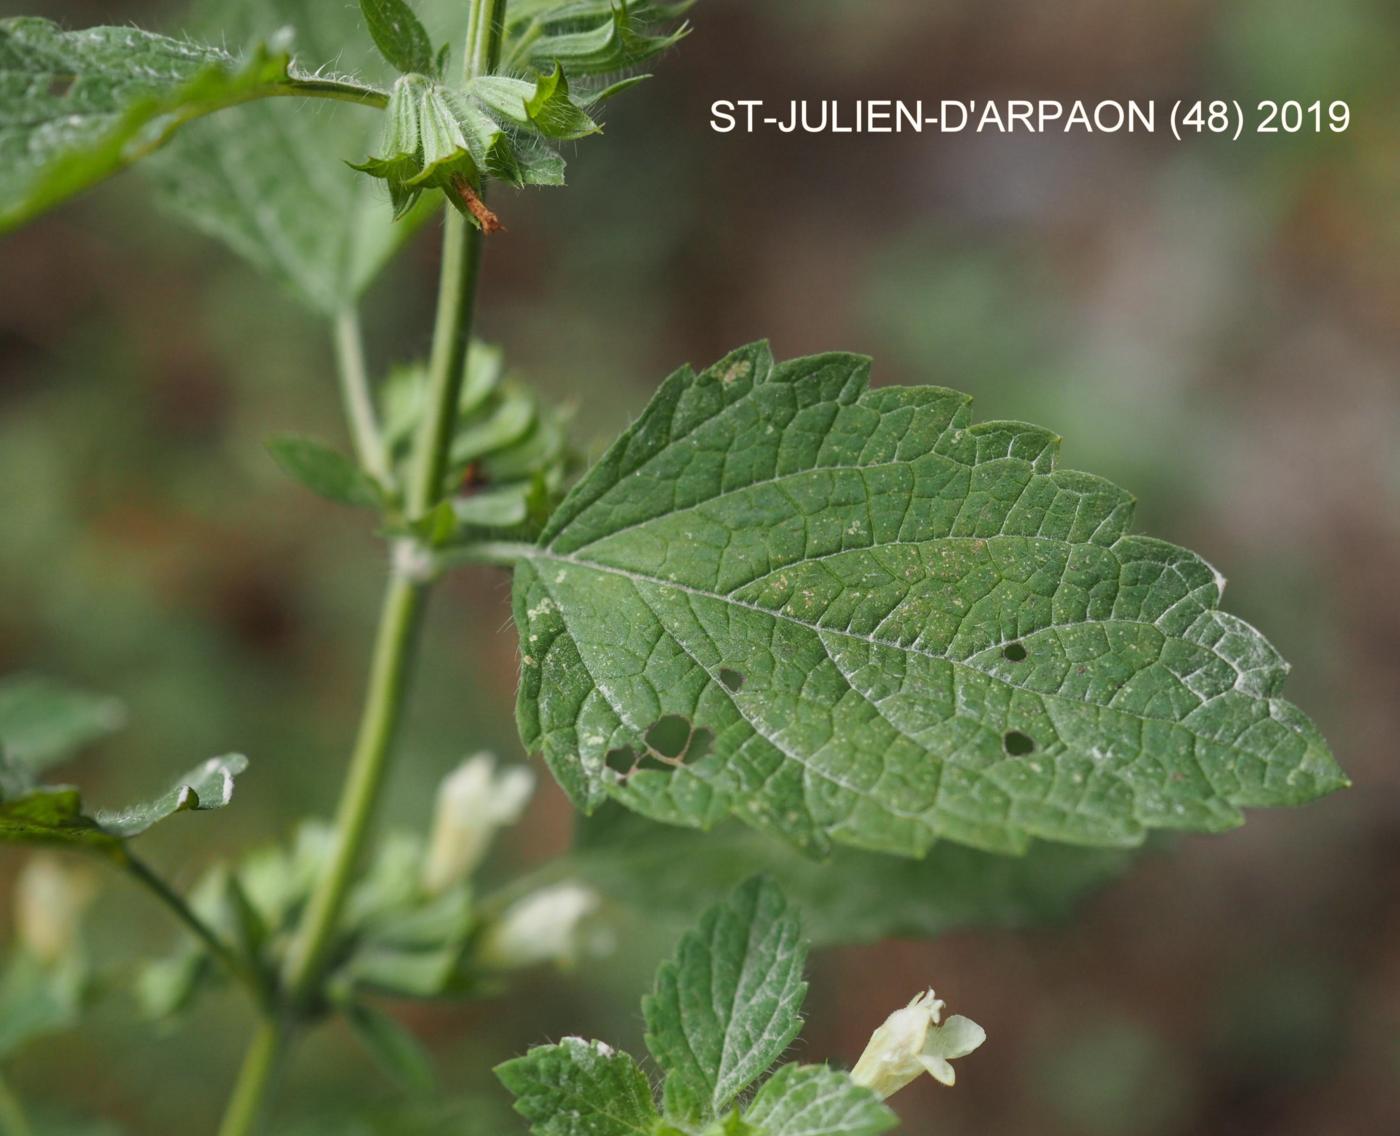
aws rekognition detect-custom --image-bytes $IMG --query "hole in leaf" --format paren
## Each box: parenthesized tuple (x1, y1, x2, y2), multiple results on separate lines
(1003, 730, 1036, 756)
(718, 667, 746, 692)
(1003, 642, 1028, 662)
(604, 747, 637, 777)
(644, 715, 692, 760)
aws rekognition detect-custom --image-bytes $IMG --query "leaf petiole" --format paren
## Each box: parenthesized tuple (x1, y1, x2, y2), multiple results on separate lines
(332, 308, 394, 488)
(123, 854, 269, 1009)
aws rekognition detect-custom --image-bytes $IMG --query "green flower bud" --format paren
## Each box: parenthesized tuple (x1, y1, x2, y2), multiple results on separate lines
(351, 67, 595, 226)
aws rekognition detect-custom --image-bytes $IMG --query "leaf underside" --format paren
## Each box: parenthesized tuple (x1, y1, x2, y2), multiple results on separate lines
(142, 0, 430, 314)
(514, 343, 1345, 859)
(0, 17, 381, 233)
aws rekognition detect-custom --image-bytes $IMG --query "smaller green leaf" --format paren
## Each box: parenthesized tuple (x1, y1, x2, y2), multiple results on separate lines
(359, 0, 434, 76)
(138, 946, 211, 1022)
(475, 67, 599, 141)
(218, 866, 269, 965)
(496, 1036, 660, 1136)
(453, 485, 532, 529)
(502, 1, 693, 81)
(0, 675, 124, 775)
(0, 753, 248, 851)
(337, 941, 464, 999)
(744, 1065, 896, 1136)
(93, 753, 249, 838)
(644, 877, 808, 1121)
(449, 386, 537, 466)
(343, 1000, 438, 1093)
(267, 435, 382, 509)
(335, 864, 476, 999)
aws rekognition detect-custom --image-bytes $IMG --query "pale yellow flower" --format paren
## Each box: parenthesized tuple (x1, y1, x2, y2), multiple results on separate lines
(850, 989, 986, 1098)
(477, 882, 606, 970)
(15, 854, 97, 965)
(421, 753, 534, 894)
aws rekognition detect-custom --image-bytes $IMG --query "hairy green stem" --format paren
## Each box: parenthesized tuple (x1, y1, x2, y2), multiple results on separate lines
(216, 5, 506, 1129)
(0, 1073, 34, 1136)
(406, 0, 504, 517)
(407, 211, 484, 516)
(280, 573, 425, 999)
(464, 0, 509, 79)
(333, 308, 392, 487)
(124, 854, 266, 1006)
(215, 1019, 284, 1136)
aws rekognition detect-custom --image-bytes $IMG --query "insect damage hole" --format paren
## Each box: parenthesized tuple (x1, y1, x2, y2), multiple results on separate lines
(645, 715, 692, 759)
(718, 667, 746, 692)
(1002, 642, 1028, 662)
(605, 746, 638, 777)
(634, 717, 715, 773)
(1003, 730, 1036, 756)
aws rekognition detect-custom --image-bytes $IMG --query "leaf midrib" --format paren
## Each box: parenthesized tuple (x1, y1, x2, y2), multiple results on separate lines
(523, 546, 1265, 745)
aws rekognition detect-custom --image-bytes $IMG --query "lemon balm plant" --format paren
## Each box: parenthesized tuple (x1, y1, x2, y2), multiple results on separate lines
(0, 1, 1347, 1133)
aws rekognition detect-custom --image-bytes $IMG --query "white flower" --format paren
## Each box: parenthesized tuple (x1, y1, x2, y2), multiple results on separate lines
(421, 753, 534, 894)
(850, 989, 986, 1098)
(15, 854, 96, 966)
(477, 882, 605, 970)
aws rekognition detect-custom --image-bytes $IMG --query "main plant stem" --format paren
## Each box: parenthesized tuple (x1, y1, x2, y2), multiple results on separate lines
(279, 573, 426, 999)
(215, 6, 505, 1133)
(215, 1019, 283, 1136)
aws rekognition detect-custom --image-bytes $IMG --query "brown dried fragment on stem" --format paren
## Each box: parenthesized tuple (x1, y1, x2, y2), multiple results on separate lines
(451, 175, 504, 233)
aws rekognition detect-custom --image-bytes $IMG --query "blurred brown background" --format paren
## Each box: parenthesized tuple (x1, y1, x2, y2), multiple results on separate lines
(1, 0, 1397, 1133)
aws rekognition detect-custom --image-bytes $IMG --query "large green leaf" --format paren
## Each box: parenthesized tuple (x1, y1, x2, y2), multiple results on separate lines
(496, 1036, 661, 1136)
(266, 435, 384, 508)
(568, 809, 1133, 946)
(0, 17, 384, 233)
(644, 877, 807, 1120)
(0, 753, 248, 853)
(513, 344, 1346, 858)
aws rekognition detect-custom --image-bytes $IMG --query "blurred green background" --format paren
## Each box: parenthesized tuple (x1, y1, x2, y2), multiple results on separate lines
(2, 0, 1397, 1132)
